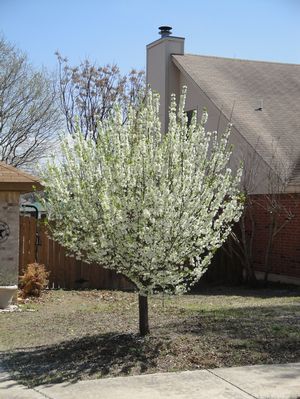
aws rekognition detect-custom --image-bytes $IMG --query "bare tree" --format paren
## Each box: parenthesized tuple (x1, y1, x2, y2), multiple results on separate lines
(0, 37, 60, 169)
(56, 53, 145, 141)
(227, 142, 297, 285)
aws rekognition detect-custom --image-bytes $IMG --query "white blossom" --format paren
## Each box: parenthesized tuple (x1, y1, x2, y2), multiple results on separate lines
(41, 87, 244, 296)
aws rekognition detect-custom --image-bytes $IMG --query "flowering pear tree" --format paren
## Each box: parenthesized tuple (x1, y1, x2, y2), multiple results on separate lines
(42, 88, 243, 336)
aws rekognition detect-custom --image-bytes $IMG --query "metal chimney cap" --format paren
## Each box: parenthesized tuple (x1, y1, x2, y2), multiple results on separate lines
(159, 26, 172, 37)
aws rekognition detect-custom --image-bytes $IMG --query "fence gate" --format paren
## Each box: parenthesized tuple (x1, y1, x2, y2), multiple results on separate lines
(19, 215, 134, 290)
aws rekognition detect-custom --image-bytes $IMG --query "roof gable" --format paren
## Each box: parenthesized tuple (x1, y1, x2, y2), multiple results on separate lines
(173, 54, 300, 188)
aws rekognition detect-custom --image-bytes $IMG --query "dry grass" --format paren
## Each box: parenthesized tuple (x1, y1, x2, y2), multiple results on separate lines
(0, 286, 299, 387)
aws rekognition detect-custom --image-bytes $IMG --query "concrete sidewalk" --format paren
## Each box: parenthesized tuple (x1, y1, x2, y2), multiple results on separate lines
(1, 363, 300, 399)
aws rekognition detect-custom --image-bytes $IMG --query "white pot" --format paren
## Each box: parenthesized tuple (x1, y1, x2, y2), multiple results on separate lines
(0, 286, 18, 309)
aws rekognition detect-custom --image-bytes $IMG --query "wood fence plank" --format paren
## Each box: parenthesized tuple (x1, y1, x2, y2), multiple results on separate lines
(54, 241, 61, 288)
(48, 239, 54, 287)
(19, 216, 24, 273)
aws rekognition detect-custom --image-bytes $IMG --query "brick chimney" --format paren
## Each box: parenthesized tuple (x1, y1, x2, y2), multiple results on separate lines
(146, 26, 185, 133)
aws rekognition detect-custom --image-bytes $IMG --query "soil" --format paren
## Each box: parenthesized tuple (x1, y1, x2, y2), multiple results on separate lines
(0, 286, 299, 387)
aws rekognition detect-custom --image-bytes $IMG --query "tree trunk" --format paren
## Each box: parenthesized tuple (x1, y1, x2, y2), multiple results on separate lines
(246, 268, 259, 287)
(138, 294, 149, 336)
(240, 213, 258, 286)
(263, 214, 276, 284)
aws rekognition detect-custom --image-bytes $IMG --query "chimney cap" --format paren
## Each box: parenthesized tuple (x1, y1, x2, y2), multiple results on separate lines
(159, 26, 172, 37)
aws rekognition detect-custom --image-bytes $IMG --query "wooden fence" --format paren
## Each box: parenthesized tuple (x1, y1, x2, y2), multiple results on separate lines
(19, 216, 243, 290)
(19, 216, 134, 290)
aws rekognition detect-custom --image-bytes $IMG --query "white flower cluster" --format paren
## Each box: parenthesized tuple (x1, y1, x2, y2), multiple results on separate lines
(42, 87, 243, 295)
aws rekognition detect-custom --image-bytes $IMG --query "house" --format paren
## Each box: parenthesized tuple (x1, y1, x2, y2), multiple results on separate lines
(146, 26, 300, 285)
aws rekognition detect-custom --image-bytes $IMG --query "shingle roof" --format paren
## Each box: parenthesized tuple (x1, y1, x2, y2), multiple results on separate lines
(173, 54, 300, 188)
(0, 161, 43, 192)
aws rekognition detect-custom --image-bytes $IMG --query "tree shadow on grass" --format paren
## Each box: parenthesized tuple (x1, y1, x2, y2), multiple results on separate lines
(191, 284, 300, 299)
(1, 333, 164, 388)
(162, 304, 300, 367)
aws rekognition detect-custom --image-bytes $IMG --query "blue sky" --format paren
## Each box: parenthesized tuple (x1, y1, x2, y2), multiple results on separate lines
(0, 0, 299, 74)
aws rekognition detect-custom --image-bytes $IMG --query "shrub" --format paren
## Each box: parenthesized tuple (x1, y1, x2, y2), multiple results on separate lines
(19, 263, 50, 297)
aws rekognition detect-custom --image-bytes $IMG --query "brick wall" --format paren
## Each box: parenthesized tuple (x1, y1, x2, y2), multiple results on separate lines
(0, 192, 20, 286)
(246, 193, 300, 279)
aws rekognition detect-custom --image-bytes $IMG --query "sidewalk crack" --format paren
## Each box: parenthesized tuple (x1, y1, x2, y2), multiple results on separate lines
(206, 369, 259, 399)
(33, 386, 57, 399)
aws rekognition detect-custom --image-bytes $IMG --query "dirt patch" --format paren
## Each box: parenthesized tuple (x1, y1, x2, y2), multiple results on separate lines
(0, 286, 300, 387)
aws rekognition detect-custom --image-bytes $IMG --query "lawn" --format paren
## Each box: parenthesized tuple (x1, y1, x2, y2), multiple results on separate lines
(0, 286, 300, 387)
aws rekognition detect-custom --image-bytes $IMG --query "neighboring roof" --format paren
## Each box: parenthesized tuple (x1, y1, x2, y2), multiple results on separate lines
(0, 161, 43, 192)
(173, 54, 300, 188)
